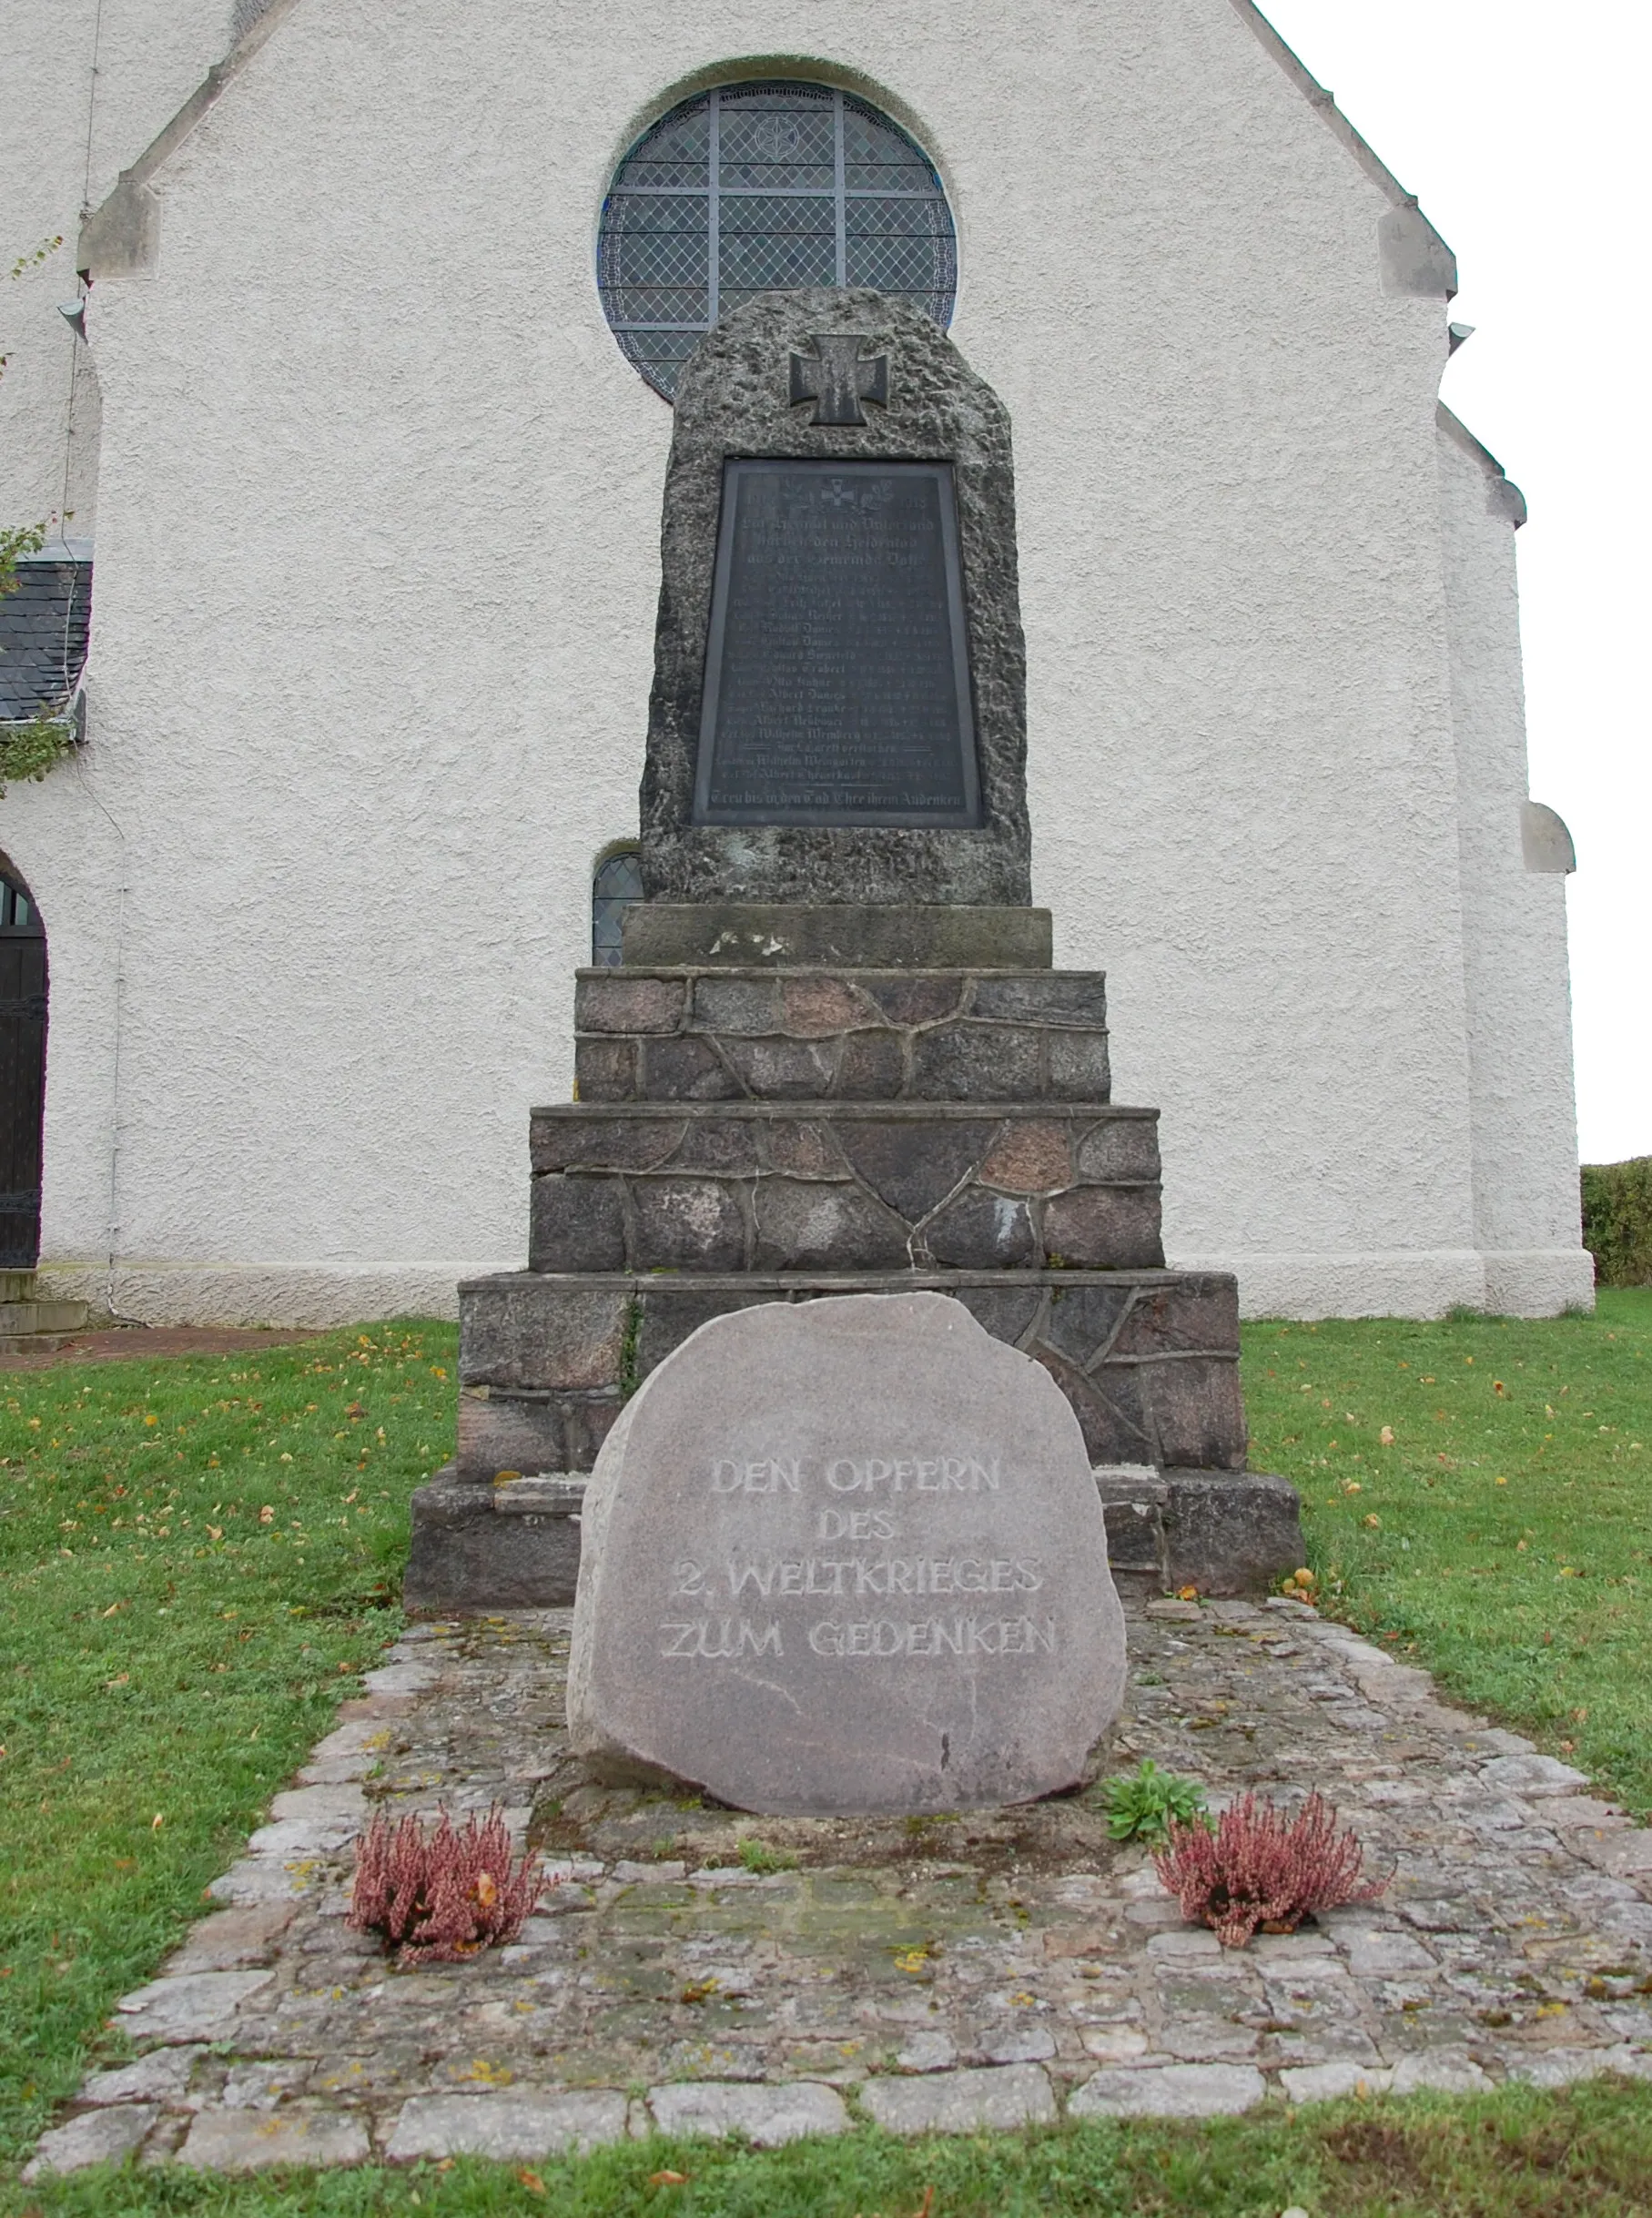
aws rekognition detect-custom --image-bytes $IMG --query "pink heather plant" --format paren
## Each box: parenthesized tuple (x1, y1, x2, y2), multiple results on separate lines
(1153, 1790, 1384, 1949)
(349, 1805, 548, 1964)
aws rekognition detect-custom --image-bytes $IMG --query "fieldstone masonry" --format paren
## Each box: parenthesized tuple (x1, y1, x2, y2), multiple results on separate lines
(529, 1104, 1163, 1274)
(570, 966, 1112, 1103)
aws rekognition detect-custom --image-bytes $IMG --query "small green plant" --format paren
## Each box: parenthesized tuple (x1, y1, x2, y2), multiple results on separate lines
(0, 518, 78, 797)
(8, 235, 63, 283)
(1101, 1757, 1208, 1846)
(0, 704, 76, 795)
(0, 520, 48, 582)
(903, 1810, 953, 1838)
(735, 1835, 797, 1874)
(617, 1291, 644, 1397)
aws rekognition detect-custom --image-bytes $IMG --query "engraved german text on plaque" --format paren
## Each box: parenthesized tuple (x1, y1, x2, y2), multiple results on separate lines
(693, 461, 981, 827)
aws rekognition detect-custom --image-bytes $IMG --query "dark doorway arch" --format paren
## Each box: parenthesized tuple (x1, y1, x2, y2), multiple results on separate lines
(0, 861, 47, 1269)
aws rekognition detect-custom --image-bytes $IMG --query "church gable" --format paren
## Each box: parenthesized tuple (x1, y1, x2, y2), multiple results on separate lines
(76, 0, 1460, 323)
(1224, 0, 1455, 298)
(77, 0, 302, 281)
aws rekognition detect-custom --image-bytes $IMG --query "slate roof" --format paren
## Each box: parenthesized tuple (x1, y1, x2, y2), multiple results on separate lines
(0, 561, 92, 721)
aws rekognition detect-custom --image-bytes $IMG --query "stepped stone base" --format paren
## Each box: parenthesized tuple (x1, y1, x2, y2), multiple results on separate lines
(456, 1268, 1248, 1477)
(410, 944, 1303, 1615)
(531, 1103, 1160, 1276)
(573, 964, 1110, 1106)
(405, 1473, 586, 1613)
(404, 1464, 1303, 1615)
(622, 904, 1053, 970)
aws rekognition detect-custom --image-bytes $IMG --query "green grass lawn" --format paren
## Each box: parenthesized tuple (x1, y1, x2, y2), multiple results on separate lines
(0, 1324, 453, 2169)
(9, 2080, 1652, 2216)
(1243, 1286, 1652, 1816)
(3, 1294, 1651, 2215)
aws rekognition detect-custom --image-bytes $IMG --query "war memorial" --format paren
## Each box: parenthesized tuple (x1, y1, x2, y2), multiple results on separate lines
(399, 288, 1305, 1818)
(30, 291, 1633, 2177)
(11, 20, 1642, 2187)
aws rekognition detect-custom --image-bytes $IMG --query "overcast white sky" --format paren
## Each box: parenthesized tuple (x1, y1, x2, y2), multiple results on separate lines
(1254, 0, 1649, 1164)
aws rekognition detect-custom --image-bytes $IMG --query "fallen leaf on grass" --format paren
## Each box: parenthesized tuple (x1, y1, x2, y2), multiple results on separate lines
(650, 2171, 689, 2187)
(516, 2169, 546, 2195)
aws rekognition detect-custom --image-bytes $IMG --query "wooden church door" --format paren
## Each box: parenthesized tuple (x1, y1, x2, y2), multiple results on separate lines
(0, 865, 47, 1269)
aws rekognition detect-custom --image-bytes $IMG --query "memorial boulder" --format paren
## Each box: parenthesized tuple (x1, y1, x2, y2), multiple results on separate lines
(567, 1291, 1127, 1816)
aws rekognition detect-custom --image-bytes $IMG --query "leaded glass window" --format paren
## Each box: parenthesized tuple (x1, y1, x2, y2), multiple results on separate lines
(591, 848, 644, 967)
(599, 82, 957, 400)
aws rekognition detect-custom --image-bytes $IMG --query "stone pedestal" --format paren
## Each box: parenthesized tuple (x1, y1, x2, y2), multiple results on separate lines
(408, 958, 1302, 1613)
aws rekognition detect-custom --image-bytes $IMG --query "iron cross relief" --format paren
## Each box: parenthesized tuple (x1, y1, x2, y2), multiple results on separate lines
(788, 334, 890, 427)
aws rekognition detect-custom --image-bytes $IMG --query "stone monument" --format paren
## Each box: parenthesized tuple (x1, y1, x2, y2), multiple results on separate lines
(406, 288, 1302, 1614)
(638, 292, 1029, 923)
(566, 1293, 1126, 1814)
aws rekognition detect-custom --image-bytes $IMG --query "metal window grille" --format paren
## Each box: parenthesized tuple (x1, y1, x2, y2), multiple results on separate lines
(591, 848, 644, 967)
(599, 82, 957, 400)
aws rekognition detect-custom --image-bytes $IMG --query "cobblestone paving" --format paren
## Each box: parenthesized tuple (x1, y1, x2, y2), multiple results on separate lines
(26, 1595, 1652, 2176)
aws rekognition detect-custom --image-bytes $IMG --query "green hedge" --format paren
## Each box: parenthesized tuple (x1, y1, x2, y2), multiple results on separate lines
(1581, 1157, 1652, 1285)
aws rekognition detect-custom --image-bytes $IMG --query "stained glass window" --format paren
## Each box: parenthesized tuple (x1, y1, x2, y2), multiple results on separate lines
(599, 82, 957, 400)
(591, 848, 644, 967)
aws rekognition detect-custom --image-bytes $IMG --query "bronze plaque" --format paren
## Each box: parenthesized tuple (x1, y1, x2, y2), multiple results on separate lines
(694, 461, 980, 826)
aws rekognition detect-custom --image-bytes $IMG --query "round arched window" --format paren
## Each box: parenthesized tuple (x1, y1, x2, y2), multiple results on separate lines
(598, 81, 957, 400)
(591, 847, 643, 967)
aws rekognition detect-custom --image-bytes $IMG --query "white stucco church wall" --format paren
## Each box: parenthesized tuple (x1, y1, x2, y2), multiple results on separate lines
(0, 0, 1590, 1323)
